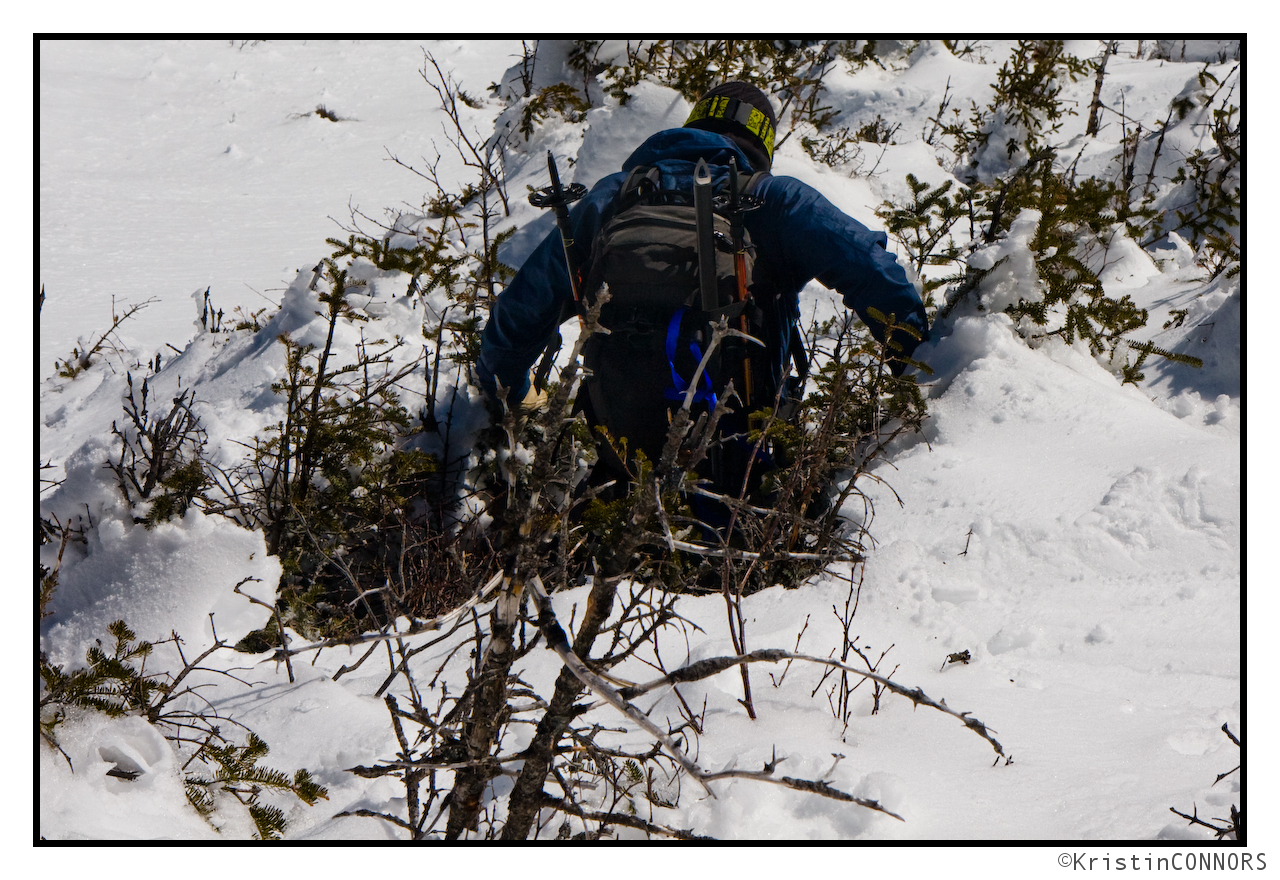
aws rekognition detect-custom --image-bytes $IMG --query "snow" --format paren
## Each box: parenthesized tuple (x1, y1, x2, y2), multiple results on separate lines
(41, 712, 221, 841)
(42, 502, 279, 667)
(38, 39, 1246, 852)
(38, 39, 524, 380)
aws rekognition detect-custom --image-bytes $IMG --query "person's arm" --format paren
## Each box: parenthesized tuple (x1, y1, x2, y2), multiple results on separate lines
(749, 176, 929, 365)
(478, 175, 623, 402)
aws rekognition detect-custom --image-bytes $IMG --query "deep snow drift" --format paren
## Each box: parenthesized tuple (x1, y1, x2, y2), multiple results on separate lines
(39, 39, 1242, 843)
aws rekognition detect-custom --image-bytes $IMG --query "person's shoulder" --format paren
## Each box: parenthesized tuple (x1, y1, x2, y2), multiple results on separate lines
(753, 172, 812, 191)
(753, 172, 823, 207)
(583, 170, 627, 204)
(589, 170, 628, 190)
(624, 127, 752, 172)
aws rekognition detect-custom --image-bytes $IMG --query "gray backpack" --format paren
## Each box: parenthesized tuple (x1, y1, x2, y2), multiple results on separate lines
(577, 163, 772, 486)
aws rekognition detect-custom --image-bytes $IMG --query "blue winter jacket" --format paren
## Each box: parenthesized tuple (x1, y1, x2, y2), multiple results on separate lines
(478, 128, 928, 402)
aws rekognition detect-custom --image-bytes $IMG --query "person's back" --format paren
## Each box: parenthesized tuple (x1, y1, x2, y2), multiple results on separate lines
(478, 82, 929, 506)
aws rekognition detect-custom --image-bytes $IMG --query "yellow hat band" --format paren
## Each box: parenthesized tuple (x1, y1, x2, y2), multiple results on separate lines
(685, 94, 776, 160)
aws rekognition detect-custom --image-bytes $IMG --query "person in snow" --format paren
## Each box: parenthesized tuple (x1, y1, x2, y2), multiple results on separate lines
(477, 81, 929, 500)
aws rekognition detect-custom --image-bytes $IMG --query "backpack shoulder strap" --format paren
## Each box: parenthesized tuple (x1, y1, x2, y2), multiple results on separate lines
(616, 165, 663, 209)
(742, 170, 772, 197)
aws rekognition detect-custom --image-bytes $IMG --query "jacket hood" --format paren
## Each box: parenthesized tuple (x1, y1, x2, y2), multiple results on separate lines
(621, 128, 758, 174)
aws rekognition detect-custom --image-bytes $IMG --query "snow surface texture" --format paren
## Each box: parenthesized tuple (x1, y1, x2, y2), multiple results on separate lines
(39, 39, 1240, 841)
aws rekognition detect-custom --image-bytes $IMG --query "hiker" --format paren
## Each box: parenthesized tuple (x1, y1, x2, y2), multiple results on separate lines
(477, 81, 929, 502)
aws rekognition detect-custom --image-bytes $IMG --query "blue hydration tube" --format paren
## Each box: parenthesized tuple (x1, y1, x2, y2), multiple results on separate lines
(664, 307, 717, 409)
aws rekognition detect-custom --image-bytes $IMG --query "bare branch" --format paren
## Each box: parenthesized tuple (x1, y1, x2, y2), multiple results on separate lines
(617, 649, 1006, 757)
(654, 483, 856, 564)
(536, 792, 711, 840)
(526, 576, 715, 797)
(270, 571, 504, 658)
(698, 764, 904, 822)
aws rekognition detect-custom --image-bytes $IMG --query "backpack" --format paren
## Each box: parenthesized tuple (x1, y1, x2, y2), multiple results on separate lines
(576, 161, 779, 494)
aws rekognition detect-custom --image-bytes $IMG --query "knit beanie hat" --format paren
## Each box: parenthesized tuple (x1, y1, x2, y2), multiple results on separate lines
(683, 82, 778, 171)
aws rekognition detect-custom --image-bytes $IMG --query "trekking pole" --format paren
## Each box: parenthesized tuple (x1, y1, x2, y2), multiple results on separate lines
(528, 151, 588, 391)
(529, 151, 587, 302)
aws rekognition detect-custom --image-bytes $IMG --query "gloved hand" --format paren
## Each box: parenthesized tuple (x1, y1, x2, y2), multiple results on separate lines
(516, 381, 549, 418)
(512, 379, 550, 437)
(486, 373, 549, 437)
(484, 371, 548, 424)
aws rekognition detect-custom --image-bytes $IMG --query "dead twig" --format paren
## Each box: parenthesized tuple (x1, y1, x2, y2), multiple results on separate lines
(269, 571, 504, 659)
(616, 648, 1006, 758)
